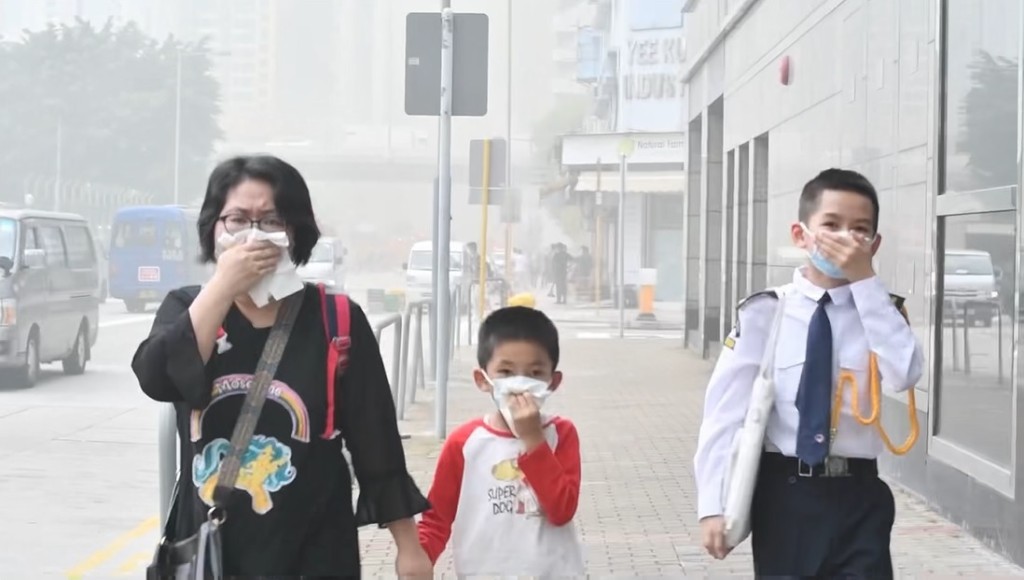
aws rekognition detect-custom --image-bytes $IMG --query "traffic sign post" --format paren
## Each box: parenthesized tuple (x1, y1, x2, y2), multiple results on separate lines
(405, 12, 490, 117)
(404, 9, 491, 438)
(617, 139, 635, 338)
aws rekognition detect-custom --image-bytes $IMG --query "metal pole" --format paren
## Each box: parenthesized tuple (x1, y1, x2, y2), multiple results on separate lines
(157, 405, 177, 525)
(431, 0, 451, 380)
(173, 48, 183, 206)
(504, 0, 514, 295)
(595, 158, 602, 309)
(998, 304, 1004, 383)
(435, 6, 454, 440)
(618, 154, 627, 338)
(479, 139, 492, 319)
(54, 117, 62, 212)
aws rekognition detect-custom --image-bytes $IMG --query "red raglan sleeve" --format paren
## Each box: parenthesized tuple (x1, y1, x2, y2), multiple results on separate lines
(516, 417, 581, 526)
(417, 423, 471, 563)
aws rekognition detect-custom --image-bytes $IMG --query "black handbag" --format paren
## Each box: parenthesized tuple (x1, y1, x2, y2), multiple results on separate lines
(147, 293, 304, 580)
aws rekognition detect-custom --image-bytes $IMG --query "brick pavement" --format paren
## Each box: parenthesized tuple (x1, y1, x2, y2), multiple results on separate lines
(355, 321, 1024, 577)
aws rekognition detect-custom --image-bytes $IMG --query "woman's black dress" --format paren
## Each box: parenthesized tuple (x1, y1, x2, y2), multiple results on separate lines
(132, 284, 429, 577)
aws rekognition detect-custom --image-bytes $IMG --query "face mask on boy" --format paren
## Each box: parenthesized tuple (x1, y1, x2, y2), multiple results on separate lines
(799, 223, 875, 280)
(485, 374, 553, 438)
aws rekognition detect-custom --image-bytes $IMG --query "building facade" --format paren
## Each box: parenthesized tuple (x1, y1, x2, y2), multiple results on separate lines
(560, 0, 687, 301)
(682, 0, 1024, 564)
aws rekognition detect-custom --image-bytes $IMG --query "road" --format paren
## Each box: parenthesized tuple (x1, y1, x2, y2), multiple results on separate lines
(0, 273, 414, 580)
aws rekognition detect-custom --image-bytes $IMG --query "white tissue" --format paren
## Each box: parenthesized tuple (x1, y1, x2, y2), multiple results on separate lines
(215, 229, 305, 307)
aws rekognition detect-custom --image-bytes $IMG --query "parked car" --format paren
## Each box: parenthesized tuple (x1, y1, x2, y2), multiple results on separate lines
(943, 249, 1000, 327)
(0, 209, 100, 387)
(296, 237, 347, 291)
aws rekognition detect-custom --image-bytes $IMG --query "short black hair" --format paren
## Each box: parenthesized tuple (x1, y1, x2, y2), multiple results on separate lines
(197, 155, 321, 265)
(798, 168, 880, 232)
(477, 306, 560, 370)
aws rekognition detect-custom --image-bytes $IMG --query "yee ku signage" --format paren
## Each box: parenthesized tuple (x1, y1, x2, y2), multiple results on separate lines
(623, 35, 685, 101)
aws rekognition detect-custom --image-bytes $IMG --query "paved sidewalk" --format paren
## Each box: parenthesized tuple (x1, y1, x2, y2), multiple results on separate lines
(357, 332, 1024, 577)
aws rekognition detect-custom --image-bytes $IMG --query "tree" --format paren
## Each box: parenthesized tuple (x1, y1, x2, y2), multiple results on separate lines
(0, 19, 222, 205)
(956, 50, 1018, 190)
(531, 94, 591, 167)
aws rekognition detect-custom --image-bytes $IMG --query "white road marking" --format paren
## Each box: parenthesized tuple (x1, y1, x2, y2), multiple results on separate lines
(574, 331, 681, 340)
(98, 315, 154, 329)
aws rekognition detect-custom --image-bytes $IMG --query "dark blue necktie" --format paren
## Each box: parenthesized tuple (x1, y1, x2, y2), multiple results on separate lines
(796, 292, 833, 466)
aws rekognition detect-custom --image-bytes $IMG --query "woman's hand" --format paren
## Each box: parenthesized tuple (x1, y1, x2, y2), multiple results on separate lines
(209, 240, 281, 298)
(395, 544, 433, 579)
(387, 518, 433, 579)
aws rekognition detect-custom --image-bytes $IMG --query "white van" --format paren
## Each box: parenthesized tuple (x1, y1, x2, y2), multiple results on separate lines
(404, 240, 469, 301)
(944, 249, 1000, 327)
(297, 237, 346, 291)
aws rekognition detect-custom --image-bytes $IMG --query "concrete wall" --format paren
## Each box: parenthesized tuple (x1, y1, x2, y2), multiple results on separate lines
(682, 0, 1024, 566)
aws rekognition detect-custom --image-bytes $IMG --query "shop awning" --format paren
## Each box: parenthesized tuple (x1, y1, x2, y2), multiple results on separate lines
(574, 170, 685, 194)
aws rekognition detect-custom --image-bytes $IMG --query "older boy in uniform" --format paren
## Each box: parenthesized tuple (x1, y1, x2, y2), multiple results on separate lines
(695, 168, 924, 578)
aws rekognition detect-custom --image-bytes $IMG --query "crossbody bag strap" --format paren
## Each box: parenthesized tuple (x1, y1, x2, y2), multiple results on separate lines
(211, 291, 304, 509)
(758, 287, 788, 377)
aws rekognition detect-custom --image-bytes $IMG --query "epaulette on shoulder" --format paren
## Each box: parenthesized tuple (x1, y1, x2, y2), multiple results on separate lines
(732, 289, 779, 339)
(736, 289, 778, 312)
(890, 293, 909, 323)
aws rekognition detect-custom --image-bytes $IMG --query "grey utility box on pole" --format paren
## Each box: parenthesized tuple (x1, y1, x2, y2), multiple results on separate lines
(405, 12, 490, 117)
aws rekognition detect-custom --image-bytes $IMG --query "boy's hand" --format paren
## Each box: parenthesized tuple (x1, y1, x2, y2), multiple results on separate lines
(815, 230, 875, 281)
(700, 515, 732, 560)
(508, 393, 546, 450)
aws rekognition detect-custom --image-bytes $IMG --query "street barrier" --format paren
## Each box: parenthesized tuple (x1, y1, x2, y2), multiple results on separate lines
(398, 299, 431, 420)
(373, 313, 404, 403)
(157, 405, 177, 527)
(450, 285, 463, 359)
(946, 300, 1004, 384)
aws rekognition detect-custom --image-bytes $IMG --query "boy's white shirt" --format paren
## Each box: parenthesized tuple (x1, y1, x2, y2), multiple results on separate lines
(447, 417, 585, 577)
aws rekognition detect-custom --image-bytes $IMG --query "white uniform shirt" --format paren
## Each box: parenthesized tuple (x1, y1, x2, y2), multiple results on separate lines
(693, 268, 924, 519)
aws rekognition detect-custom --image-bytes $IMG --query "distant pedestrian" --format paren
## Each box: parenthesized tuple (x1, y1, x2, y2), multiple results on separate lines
(551, 243, 570, 304)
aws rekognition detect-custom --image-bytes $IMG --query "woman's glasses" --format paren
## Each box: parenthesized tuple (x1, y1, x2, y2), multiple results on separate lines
(219, 214, 287, 235)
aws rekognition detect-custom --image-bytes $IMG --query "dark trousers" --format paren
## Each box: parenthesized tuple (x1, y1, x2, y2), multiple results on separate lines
(750, 453, 895, 579)
(554, 276, 567, 304)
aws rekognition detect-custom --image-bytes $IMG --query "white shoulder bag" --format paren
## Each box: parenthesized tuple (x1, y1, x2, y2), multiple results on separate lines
(721, 287, 788, 548)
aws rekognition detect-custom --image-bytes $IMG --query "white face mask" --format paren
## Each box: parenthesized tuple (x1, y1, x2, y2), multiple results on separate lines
(799, 223, 875, 280)
(485, 374, 552, 438)
(214, 228, 303, 307)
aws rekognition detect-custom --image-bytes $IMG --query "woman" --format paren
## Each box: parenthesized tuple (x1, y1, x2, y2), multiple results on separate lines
(132, 155, 433, 578)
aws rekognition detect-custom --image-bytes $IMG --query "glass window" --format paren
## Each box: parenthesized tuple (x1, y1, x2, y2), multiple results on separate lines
(408, 250, 432, 271)
(0, 219, 16, 261)
(63, 226, 95, 269)
(309, 242, 334, 263)
(936, 211, 1016, 468)
(113, 220, 158, 248)
(629, 0, 684, 30)
(23, 228, 39, 252)
(408, 250, 461, 271)
(943, 0, 1020, 195)
(38, 226, 67, 267)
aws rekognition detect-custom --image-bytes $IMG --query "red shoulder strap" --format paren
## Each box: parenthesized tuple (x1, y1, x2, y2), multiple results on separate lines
(318, 283, 352, 440)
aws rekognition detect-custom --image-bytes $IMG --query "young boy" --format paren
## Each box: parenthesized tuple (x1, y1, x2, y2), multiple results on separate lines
(418, 306, 585, 577)
(694, 169, 924, 578)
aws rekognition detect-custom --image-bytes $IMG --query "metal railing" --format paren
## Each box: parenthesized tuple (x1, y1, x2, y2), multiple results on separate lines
(397, 299, 431, 420)
(946, 299, 1005, 383)
(373, 313, 404, 403)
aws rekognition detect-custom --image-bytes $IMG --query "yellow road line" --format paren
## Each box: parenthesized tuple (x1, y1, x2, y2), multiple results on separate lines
(116, 550, 152, 575)
(66, 516, 158, 580)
